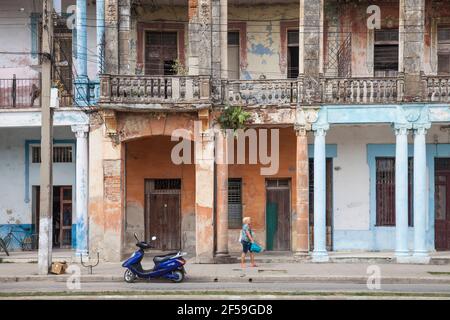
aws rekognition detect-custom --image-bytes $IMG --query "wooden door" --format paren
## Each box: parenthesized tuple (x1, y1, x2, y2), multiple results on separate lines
(435, 159, 450, 250)
(145, 31, 178, 75)
(59, 187, 73, 248)
(309, 158, 333, 251)
(266, 179, 291, 251)
(145, 179, 181, 250)
(33, 186, 72, 249)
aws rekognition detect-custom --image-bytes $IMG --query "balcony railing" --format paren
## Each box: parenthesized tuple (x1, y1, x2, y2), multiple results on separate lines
(321, 77, 403, 104)
(423, 76, 450, 102)
(222, 79, 298, 106)
(98, 74, 450, 107)
(99, 75, 207, 106)
(0, 77, 41, 108)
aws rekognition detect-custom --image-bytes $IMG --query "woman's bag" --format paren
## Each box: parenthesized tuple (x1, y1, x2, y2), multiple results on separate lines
(250, 242, 263, 253)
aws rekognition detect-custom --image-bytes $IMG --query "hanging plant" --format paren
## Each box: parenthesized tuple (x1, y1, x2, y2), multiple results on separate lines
(216, 105, 251, 131)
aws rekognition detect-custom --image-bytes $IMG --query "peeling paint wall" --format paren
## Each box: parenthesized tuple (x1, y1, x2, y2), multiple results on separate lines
(0, 0, 99, 80)
(229, 3, 299, 80)
(0, 126, 76, 249)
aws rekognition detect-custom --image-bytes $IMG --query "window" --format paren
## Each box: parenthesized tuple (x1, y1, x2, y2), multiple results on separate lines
(374, 29, 399, 77)
(375, 157, 413, 227)
(228, 31, 240, 79)
(287, 30, 299, 79)
(438, 26, 450, 74)
(228, 178, 242, 229)
(145, 31, 178, 75)
(32, 146, 73, 163)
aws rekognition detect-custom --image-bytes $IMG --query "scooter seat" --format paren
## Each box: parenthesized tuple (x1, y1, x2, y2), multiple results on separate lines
(153, 252, 178, 263)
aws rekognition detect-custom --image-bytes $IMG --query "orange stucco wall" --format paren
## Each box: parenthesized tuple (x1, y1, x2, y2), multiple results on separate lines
(125, 136, 196, 252)
(228, 127, 297, 250)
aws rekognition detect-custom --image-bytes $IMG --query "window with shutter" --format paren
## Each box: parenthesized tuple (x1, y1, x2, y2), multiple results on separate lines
(145, 31, 178, 75)
(228, 178, 242, 229)
(375, 157, 413, 227)
(374, 30, 399, 77)
(438, 26, 450, 75)
(228, 31, 240, 80)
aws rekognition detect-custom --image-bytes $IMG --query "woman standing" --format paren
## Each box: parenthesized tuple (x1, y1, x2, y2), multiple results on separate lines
(240, 217, 257, 268)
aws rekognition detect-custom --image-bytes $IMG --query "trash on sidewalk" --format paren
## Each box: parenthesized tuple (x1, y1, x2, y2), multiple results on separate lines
(50, 261, 68, 275)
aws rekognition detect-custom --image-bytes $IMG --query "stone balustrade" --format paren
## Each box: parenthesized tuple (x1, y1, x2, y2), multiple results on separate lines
(321, 77, 403, 104)
(99, 74, 206, 105)
(222, 79, 298, 106)
(98, 74, 450, 107)
(424, 76, 450, 102)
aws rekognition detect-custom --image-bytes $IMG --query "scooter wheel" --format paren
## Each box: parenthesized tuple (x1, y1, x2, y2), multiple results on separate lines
(124, 269, 136, 283)
(171, 270, 184, 283)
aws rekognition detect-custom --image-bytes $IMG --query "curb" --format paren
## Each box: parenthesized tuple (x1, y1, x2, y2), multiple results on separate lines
(1, 274, 450, 285)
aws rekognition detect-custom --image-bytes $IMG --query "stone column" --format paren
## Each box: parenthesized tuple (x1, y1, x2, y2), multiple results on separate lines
(399, 0, 425, 100)
(188, 0, 212, 76)
(294, 127, 309, 254)
(413, 125, 430, 262)
(195, 122, 215, 263)
(215, 130, 229, 260)
(74, 0, 89, 106)
(395, 125, 410, 258)
(220, 0, 228, 79)
(72, 125, 89, 256)
(312, 125, 329, 262)
(299, 0, 323, 77)
(96, 0, 105, 75)
(104, 0, 119, 74)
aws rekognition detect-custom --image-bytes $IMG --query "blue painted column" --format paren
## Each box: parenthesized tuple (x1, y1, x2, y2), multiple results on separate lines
(312, 125, 329, 262)
(413, 125, 430, 261)
(394, 126, 409, 257)
(72, 125, 89, 256)
(96, 0, 105, 75)
(74, 0, 89, 106)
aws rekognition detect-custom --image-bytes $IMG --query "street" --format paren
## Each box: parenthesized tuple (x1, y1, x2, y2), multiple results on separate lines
(2, 280, 450, 299)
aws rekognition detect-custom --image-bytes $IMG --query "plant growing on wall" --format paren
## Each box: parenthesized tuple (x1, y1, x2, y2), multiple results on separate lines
(171, 59, 188, 76)
(216, 105, 251, 131)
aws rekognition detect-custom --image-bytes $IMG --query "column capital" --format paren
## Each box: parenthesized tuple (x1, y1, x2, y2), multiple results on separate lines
(393, 123, 411, 135)
(72, 124, 89, 138)
(312, 124, 329, 136)
(294, 125, 308, 136)
(413, 122, 431, 135)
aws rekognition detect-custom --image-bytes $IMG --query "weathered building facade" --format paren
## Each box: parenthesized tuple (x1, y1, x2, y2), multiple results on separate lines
(3, 0, 450, 264)
(0, 0, 100, 253)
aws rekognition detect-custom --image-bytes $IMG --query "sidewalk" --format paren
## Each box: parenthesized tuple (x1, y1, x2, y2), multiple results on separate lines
(1, 258, 450, 285)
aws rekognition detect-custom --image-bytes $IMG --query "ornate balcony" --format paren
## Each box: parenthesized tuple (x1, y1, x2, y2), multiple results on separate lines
(99, 75, 210, 109)
(98, 74, 450, 108)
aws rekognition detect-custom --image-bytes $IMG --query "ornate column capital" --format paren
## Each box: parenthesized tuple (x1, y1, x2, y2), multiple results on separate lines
(413, 122, 431, 136)
(71, 124, 89, 138)
(393, 123, 411, 136)
(312, 124, 329, 137)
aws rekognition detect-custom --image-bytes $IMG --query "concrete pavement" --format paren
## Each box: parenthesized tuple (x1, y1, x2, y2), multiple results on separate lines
(1, 259, 450, 284)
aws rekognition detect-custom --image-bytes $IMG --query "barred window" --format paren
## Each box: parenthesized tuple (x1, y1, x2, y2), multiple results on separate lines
(376, 157, 413, 227)
(32, 146, 73, 163)
(228, 178, 243, 229)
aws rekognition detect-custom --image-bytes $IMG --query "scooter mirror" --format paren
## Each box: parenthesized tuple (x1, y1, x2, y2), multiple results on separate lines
(151, 236, 157, 241)
(134, 233, 139, 242)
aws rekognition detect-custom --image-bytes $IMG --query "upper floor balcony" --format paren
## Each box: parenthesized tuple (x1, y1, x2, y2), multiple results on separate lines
(0, 77, 41, 109)
(97, 0, 450, 108)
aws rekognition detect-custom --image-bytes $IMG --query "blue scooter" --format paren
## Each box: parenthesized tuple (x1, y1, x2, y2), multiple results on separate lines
(122, 233, 187, 283)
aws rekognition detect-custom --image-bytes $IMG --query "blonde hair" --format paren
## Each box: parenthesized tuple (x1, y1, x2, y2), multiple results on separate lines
(243, 217, 251, 224)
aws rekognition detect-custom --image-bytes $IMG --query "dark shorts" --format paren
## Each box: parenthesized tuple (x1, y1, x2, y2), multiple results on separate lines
(241, 240, 252, 253)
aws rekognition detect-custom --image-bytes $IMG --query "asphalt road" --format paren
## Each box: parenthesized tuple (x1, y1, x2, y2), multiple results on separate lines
(1, 280, 450, 298)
